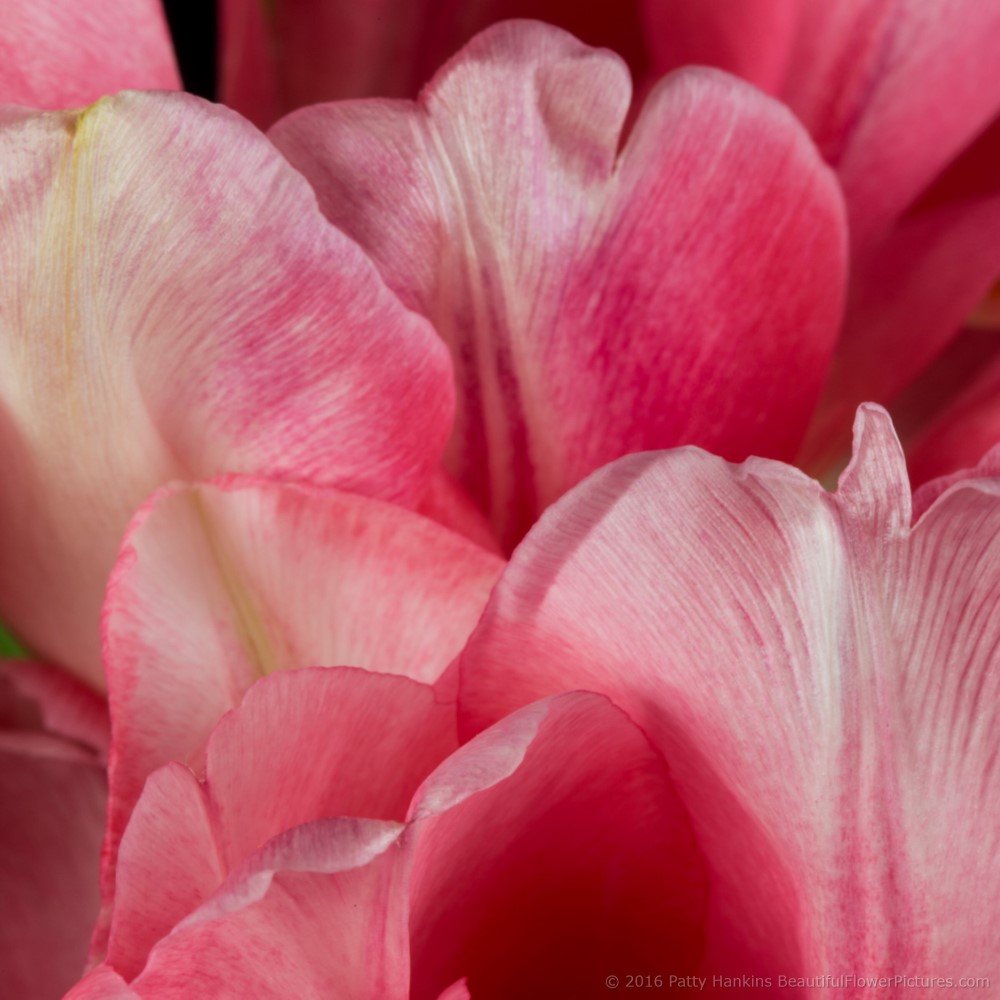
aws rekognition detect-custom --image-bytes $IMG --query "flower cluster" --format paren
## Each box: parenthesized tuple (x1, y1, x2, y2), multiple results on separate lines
(1, 3, 998, 999)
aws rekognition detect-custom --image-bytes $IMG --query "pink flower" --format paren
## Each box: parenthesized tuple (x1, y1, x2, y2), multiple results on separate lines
(66, 405, 998, 994)
(0, 91, 455, 691)
(271, 22, 847, 549)
(223, 2, 1000, 476)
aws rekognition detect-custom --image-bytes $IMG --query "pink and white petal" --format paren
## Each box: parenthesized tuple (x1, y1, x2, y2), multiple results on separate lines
(129, 819, 410, 1000)
(101, 480, 497, 953)
(459, 405, 999, 979)
(0, 660, 108, 754)
(271, 21, 846, 550)
(406, 692, 706, 999)
(0, 0, 178, 109)
(0, 734, 106, 1000)
(0, 92, 453, 688)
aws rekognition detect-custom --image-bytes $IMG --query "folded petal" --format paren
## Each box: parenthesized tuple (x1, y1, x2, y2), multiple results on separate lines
(405, 692, 706, 999)
(0, 733, 106, 999)
(272, 21, 846, 549)
(460, 405, 1000, 979)
(0, 1, 179, 108)
(101, 687, 703, 997)
(0, 93, 453, 687)
(101, 479, 496, 957)
(130, 819, 410, 1000)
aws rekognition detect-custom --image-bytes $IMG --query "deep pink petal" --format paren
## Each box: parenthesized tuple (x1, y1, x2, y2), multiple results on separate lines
(906, 354, 1000, 486)
(0, 93, 453, 688)
(0, 659, 108, 755)
(272, 21, 846, 549)
(100, 480, 495, 957)
(646, 1, 1000, 250)
(459, 405, 999, 979)
(406, 692, 706, 999)
(0, 734, 106, 999)
(0, 1, 179, 109)
(802, 185, 1000, 471)
(644, 0, 799, 95)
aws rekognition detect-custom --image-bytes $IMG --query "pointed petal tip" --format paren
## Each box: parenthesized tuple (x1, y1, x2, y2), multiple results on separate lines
(836, 404, 911, 531)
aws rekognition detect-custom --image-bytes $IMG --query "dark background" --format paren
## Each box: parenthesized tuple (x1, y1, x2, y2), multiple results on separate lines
(162, 0, 216, 100)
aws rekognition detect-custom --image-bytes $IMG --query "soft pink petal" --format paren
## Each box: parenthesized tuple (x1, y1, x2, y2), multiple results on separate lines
(0, 93, 453, 688)
(202, 668, 456, 872)
(64, 967, 139, 1000)
(459, 405, 999, 979)
(0, 735, 106, 999)
(103, 688, 703, 996)
(406, 692, 706, 999)
(272, 21, 846, 549)
(100, 480, 495, 956)
(220, 2, 651, 127)
(130, 820, 409, 1000)
(0, 1, 178, 109)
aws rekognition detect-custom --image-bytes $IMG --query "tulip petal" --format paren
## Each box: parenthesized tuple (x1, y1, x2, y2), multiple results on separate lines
(0, 660, 108, 754)
(0, 734, 106, 999)
(646, 1, 1000, 249)
(101, 480, 496, 956)
(0, 93, 453, 687)
(102, 688, 703, 996)
(460, 404, 999, 978)
(64, 967, 139, 1000)
(406, 692, 706, 999)
(0, 1, 179, 109)
(903, 342, 1000, 486)
(105, 666, 454, 980)
(271, 20, 846, 549)
(131, 819, 410, 1000)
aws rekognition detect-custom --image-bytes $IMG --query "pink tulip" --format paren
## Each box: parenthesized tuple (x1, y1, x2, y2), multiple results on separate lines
(271, 21, 848, 550)
(93, 478, 503, 962)
(0, 92, 455, 690)
(224, 2, 1000, 476)
(66, 405, 998, 995)
(458, 403, 999, 984)
(0, 661, 108, 999)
